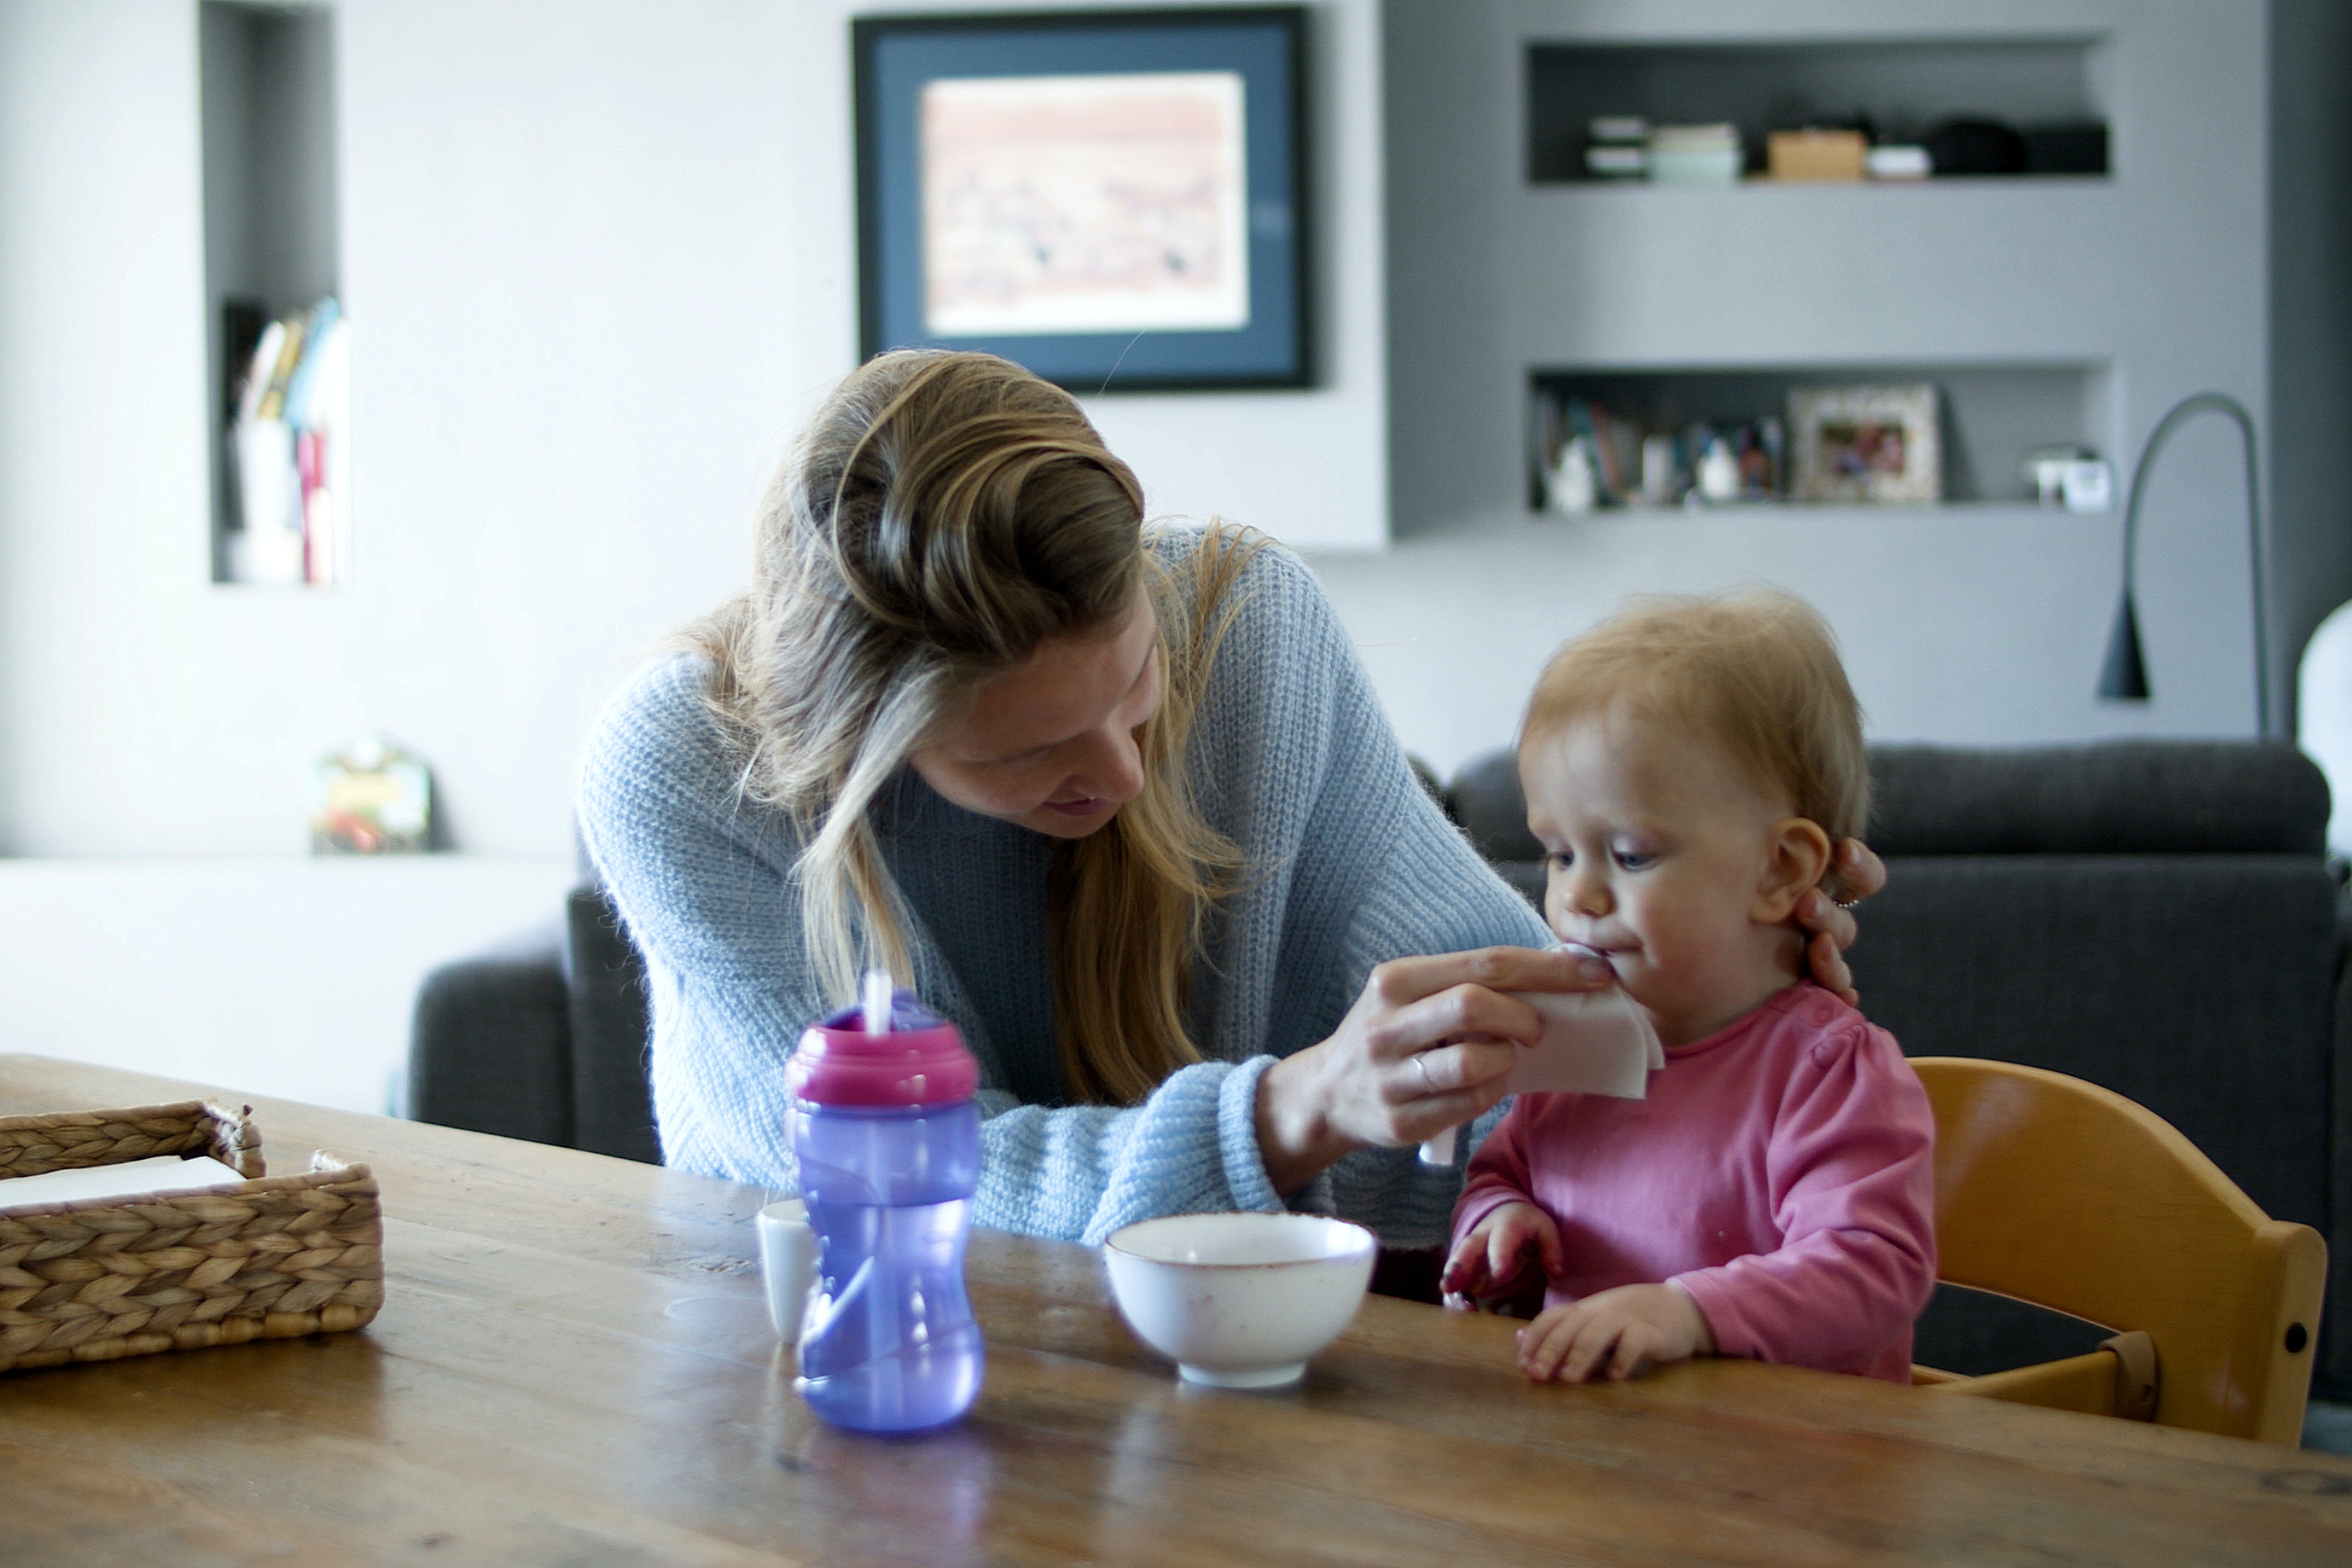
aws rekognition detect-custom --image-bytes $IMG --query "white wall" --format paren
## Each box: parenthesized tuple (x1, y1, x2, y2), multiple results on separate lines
(0, 0, 1387, 862)
(0, 856, 571, 1114)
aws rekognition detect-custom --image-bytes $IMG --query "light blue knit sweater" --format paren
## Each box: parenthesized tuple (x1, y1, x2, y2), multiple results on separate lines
(576, 531, 1552, 1249)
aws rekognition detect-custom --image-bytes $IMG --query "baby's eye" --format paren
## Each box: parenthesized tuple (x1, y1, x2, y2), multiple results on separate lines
(1612, 846, 1658, 871)
(1546, 849, 1574, 870)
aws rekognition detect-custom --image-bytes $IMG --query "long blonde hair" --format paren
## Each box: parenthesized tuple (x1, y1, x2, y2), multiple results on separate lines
(688, 349, 1258, 1106)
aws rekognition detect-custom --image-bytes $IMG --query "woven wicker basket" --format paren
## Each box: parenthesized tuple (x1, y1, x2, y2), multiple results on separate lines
(0, 1100, 383, 1373)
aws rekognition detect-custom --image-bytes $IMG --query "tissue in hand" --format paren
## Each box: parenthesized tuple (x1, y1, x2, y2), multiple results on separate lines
(1500, 981, 1664, 1098)
(1417, 944, 1660, 1165)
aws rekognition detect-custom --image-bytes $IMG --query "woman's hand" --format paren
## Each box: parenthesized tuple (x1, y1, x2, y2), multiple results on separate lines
(1440, 1201, 1563, 1310)
(1516, 1283, 1717, 1383)
(1794, 839, 1885, 1007)
(1252, 945, 1616, 1196)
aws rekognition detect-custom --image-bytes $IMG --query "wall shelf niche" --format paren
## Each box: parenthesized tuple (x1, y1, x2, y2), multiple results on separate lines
(199, 0, 343, 588)
(1527, 361, 2112, 514)
(1527, 36, 2112, 185)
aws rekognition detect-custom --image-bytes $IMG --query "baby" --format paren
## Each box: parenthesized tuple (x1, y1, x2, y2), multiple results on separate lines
(1442, 590, 1935, 1385)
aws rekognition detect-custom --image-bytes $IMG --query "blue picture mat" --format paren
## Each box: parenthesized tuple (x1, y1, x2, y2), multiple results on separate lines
(857, 10, 1308, 390)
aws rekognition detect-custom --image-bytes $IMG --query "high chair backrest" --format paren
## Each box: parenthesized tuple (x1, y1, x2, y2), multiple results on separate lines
(1913, 1056, 2326, 1445)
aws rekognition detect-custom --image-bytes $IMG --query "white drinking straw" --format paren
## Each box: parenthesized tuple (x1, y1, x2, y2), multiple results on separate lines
(861, 968, 894, 1036)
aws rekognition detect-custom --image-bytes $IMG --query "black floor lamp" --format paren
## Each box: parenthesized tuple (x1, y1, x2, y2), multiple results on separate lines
(2096, 391, 2271, 735)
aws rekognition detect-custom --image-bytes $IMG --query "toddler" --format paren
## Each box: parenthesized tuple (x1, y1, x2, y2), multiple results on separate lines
(1442, 590, 1935, 1385)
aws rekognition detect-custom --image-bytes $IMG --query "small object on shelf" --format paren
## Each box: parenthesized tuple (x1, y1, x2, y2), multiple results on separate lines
(2025, 444, 2096, 505)
(1646, 123, 1742, 185)
(1866, 144, 1932, 181)
(312, 734, 433, 854)
(2023, 122, 2110, 176)
(225, 295, 347, 588)
(1767, 128, 1866, 182)
(1585, 144, 1648, 179)
(2062, 459, 2113, 513)
(1924, 118, 2027, 176)
(1545, 436, 1599, 515)
(1584, 115, 1649, 179)
(1640, 433, 1681, 503)
(1788, 385, 1941, 505)
(1696, 436, 1742, 502)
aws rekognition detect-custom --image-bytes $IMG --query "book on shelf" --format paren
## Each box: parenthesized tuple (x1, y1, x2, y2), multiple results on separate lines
(224, 297, 346, 588)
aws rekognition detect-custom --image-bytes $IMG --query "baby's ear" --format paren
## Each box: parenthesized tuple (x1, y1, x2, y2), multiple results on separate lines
(1752, 818, 1833, 923)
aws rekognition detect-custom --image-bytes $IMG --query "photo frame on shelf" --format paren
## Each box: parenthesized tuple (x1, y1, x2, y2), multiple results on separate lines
(1787, 384, 1941, 505)
(853, 7, 1311, 392)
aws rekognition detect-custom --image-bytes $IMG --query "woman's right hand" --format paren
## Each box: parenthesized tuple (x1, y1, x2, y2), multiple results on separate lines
(1252, 945, 1617, 1196)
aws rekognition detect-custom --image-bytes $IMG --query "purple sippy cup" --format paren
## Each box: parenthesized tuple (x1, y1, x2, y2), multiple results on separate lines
(785, 970, 984, 1433)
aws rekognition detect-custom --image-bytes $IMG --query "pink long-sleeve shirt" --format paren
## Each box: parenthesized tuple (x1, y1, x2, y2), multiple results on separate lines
(1453, 981, 1937, 1382)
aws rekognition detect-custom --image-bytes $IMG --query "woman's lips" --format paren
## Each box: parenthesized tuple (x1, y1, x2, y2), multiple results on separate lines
(1042, 797, 1110, 817)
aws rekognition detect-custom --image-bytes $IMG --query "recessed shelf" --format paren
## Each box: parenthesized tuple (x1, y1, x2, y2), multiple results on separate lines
(1528, 362, 2112, 510)
(1527, 36, 2110, 185)
(199, 0, 341, 588)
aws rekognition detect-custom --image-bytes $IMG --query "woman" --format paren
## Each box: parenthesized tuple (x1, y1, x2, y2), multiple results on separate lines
(579, 349, 1877, 1248)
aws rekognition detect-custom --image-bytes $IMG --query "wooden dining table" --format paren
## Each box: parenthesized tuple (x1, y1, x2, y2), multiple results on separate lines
(2, 1052, 2348, 1566)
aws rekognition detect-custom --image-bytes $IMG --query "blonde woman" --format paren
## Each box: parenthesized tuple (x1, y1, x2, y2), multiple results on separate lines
(579, 351, 1879, 1249)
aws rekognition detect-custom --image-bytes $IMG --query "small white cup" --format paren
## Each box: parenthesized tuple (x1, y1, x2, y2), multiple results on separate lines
(756, 1198, 818, 1343)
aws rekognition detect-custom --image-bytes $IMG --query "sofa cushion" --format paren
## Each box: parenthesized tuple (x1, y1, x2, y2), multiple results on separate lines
(1869, 740, 2329, 856)
(1450, 740, 2333, 860)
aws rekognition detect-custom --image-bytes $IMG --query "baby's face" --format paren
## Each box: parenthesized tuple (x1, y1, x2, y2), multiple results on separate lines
(1521, 710, 1797, 1045)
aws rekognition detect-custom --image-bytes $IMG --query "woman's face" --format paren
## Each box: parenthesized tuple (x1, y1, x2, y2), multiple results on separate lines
(910, 589, 1161, 840)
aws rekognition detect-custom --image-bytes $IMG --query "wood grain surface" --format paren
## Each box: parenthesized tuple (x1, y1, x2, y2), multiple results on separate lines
(2, 1053, 2348, 1567)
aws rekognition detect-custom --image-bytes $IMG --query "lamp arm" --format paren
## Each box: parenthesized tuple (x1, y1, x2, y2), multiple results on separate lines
(2116, 392, 2269, 735)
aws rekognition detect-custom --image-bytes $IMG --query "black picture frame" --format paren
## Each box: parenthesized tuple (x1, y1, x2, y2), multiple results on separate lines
(853, 7, 1312, 393)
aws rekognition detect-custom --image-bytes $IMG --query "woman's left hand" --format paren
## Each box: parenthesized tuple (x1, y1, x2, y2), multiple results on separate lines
(1795, 838, 1886, 1007)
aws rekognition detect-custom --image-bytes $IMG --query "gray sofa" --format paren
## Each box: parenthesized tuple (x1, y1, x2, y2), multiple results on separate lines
(409, 739, 2346, 1391)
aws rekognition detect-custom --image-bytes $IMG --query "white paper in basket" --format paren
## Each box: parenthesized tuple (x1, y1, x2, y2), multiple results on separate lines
(1417, 945, 1662, 1167)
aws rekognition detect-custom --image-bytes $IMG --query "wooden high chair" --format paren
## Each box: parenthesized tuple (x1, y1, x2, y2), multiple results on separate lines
(1908, 1057, 2326, 1445)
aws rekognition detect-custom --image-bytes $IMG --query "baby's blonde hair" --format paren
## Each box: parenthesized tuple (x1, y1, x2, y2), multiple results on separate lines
(1521, 589, 1870, 852)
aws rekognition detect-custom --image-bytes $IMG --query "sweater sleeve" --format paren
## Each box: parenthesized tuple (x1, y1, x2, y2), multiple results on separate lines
(1187, 539, 1554, 1249)
(1668, 1024, 1937, 1373)
(576, 656, 1289, 1245)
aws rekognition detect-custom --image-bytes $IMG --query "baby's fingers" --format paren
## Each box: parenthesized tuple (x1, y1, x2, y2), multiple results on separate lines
(1438, 1236, 1485, 1298)
(1559, 1318, 1623, 1385)
(1486, 1225, 1532, 1288)
(1515, 1310, 1579, 1381)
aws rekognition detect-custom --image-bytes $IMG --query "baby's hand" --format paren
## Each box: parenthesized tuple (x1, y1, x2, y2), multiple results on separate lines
(1515, 1283, 1716, 1382)
(1440, 1202, 1563, 1310)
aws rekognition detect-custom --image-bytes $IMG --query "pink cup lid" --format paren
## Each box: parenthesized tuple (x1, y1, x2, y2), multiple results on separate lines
(785, 991, 979, 1107)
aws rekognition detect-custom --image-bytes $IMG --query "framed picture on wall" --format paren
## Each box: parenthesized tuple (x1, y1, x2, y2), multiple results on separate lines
(1787, 384, 1942, 504)
(853, 7, 1312, 392)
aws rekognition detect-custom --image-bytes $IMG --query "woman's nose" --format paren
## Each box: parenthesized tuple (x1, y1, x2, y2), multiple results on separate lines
(1071, 721, 1146, 804)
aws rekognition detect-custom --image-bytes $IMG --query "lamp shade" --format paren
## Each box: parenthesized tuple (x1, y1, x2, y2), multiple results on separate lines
(2097, 591, 2150, 701)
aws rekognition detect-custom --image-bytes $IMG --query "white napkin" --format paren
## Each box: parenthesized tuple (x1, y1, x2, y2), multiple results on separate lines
(0, 1154, 250, 1209)
(1418, 944, 1662, 1165)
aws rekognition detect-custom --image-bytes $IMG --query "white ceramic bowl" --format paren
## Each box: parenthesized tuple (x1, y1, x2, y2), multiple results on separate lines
(1102, 1212, 1376, 1388)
